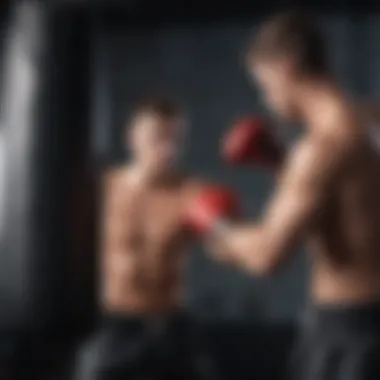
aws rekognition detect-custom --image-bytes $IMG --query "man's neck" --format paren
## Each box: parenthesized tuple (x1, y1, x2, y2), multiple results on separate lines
(129, 163, 180, 189)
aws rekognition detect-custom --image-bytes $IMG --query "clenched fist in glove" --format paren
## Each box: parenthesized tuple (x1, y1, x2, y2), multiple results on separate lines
(185, 187, 240, 236)
(222, 117, 284, 170)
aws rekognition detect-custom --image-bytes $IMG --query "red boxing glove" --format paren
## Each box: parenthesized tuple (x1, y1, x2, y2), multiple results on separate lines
(222, 117, 283, 169)
(185, 187, 240, 235)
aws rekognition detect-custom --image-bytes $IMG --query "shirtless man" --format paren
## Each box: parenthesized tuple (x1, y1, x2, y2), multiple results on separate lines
(73, 97, 260, 380)
(186, 11, 380, 380)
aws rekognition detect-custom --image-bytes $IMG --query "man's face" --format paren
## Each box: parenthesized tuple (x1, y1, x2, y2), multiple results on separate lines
(129, 112, 184, 172)
(250, 60, 299, 121)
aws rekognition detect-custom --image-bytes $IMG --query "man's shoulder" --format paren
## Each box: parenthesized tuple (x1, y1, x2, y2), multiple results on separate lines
(309, 101, 359, 157)
(315, 92, 357, 130)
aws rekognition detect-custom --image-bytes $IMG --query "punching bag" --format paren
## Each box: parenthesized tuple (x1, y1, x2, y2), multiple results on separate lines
(0, 1, 97, 333)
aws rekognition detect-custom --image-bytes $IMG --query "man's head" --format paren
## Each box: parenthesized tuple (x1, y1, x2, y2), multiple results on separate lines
(246, 11, 329, 120)
(128, 95, 185, 173)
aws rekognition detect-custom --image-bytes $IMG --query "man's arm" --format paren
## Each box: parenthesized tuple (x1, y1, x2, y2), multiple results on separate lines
(218, 136, 350, 275)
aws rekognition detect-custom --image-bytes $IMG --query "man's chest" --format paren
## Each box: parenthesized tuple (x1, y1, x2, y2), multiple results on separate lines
(104, 186, 187, 247)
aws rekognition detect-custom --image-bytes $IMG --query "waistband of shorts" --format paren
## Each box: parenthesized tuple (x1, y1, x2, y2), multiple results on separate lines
(304, 299, 380, 331)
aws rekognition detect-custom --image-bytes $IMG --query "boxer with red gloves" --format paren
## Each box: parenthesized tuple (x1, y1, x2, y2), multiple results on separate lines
(74, 96, 230, 380)
(222, 117, 284, 170)
(236, 11, 380, 380)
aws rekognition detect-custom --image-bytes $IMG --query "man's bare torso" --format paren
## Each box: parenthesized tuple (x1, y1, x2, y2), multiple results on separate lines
(101, 167, 196, 314)
(308, 110, 380, 304)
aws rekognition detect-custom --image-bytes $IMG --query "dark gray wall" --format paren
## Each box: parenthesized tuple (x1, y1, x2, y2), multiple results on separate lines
(92, 15, 380, 322)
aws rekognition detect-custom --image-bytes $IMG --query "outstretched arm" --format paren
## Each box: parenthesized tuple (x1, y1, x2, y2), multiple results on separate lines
(217, 136, 350, 275)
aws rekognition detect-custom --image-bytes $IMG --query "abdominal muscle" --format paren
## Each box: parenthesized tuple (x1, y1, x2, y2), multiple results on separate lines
(101, 248, 184, 315)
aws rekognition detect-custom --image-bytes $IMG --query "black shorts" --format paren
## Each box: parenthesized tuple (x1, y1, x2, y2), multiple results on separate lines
(290, 301, 380, 380)
(73, 312, 219, 380)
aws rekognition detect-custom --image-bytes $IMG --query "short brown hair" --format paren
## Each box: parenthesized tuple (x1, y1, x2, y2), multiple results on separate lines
(131, 95, 183, 121)
(247, 11, 328, 76)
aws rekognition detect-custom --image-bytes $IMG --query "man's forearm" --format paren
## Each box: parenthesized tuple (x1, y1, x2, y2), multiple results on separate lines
(215, 223, 280, 275)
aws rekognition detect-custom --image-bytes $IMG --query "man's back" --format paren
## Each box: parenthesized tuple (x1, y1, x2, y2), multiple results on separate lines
(310, 117, 380, 303)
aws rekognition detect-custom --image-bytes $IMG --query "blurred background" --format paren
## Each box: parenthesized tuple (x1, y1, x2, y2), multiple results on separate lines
(0, 1, 378, 379)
